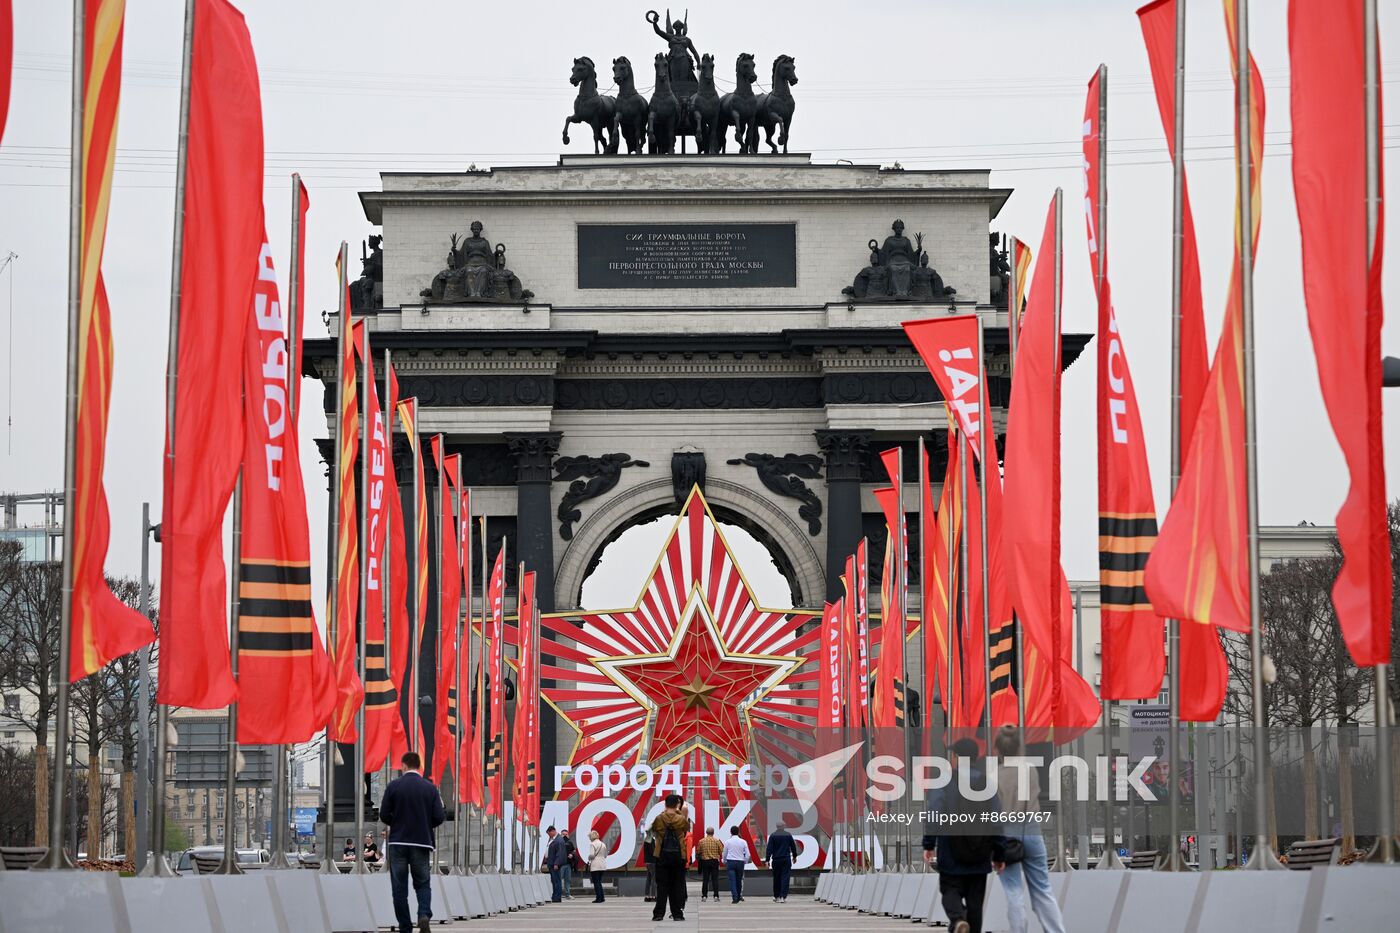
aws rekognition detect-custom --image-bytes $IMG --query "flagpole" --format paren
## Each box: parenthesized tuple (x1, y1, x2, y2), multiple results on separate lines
(380, 348, 395, 852)
(430, 440, 443, 877)
(946, 430, 957, 751)
(1233, 0, 1280, 872)
(268, 173, 305, 873)
(478, 516, 489, 873)
(351, 317, 372, 876)
(216, 475, 245, 873)
(1005, 240, 1029, 739)
(135, 504, 154, 874)
(895, 456, 911, 870)
(38, 0, 87, 872)
(917, 437, 929, 760)
(453, 489, 466, 873)
(1363, 0, 1397, 867)
(321, 242, 349, 876)
(136, 0, 196, 880)
(461, 491, 472, 874)
(976, 320, 993, 744)
(498, 536, 509, 874)
(510, 560, 523, 876)
(409, 400, 421, 762)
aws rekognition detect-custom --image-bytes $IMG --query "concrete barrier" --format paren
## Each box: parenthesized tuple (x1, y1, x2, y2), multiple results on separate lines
(1110, 870, 1203, 933)
(878, 871, 902, 915)
(315, 872, 377, 932)
(1057, 868, 1127, 933)
(119, 876, 217, 933)
(1189, 868, 1306, 932)
(911, 873, 938, 923)
(206, 873, 289, 933)
(858, 872, 886, 912)
(1295, 865, 1400, 931)
(0, 870, 129, 933)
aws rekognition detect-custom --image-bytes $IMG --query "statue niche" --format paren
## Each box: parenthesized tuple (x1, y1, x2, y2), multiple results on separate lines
(841, 219, 958, 302)
(420, 221, 533, 304)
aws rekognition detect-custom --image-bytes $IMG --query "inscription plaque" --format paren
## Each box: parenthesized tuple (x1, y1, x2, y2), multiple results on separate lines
(578, 222, 797, 289)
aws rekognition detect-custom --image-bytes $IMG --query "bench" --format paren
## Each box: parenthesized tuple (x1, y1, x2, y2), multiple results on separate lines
(192, 854, 240, 875)
(0, 846, 47, 870)
(1127, 850, 1159, 870)
(1284, 838, 1338, 870)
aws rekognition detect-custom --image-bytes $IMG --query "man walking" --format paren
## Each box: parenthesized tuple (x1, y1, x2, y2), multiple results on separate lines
(722, 826, 749, 903)
(378, 752, 446, 933)
(560, 830, 576, 899)
(764, 825, 798, 902)
(922, 738, 1006, 933)
(544, 825, 567, 902)
(649, 794, 691, 922)
(696, 827, 723, 902)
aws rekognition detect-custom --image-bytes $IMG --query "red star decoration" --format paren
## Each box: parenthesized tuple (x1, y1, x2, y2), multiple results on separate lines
(595, 587, 801, 767)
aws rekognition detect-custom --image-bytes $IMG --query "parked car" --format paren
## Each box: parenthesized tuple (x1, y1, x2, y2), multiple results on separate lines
(174, 846, 271, 875)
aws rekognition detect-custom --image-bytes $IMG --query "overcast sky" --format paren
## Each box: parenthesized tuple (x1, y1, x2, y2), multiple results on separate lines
(1, 0, 1398, 613)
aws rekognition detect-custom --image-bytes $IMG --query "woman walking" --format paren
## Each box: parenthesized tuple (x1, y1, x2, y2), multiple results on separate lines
(587, 830, 607, 903)
(994, 726, 1067, 933)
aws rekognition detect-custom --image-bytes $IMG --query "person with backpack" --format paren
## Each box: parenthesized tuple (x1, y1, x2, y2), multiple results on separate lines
(648, 794, 692, 922)
(763, 825, 799, 902)
(922, 738, 1007, 933)
(992, 727, 1066, 933)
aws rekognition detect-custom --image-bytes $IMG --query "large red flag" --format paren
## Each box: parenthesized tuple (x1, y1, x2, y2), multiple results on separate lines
(511, 570, 538, 817)
(1002, 198, 1099, 737)
(485, 545, 507, 816)
(464, 515, 487, 808)
(1084, 70, 1167, 701)
(455, 486, 480, 806)
(1290, 0, 1391, 667)
(327, 276, 362, 742)
(854, 540, 870, 728)
(431, 440, 460, 782)
(69, 0, 157, 680)
(840, 559, 859, 727)
(384, 365, 411, 762)
(1139, 0, 1229, 720)
(397, 398, 428, 751)
(355, 326, 397, 773)
(925, 441, 957, 723)
(1146, 2, 1266, 636)
(0, 0, 11, 145)
(235, 236, 324, 743)
(158, 0, 263, 708)
(817, 599, 844, 730)
(872, 451, 908, 730)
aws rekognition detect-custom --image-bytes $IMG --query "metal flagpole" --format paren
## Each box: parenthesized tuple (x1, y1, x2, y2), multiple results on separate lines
(510, 560, 523, 875)
(976, 319, 993, 745)
(915, 435, 928, 874)
(453, 489, 466, 872)
(498, 536, 509, 874)
(430, 442, 443, 876)
(894, 454, 910, 870)
(1047, 187, 1070, 874)
(478, 516, 489, 873)
(352, 281, 370, 876)
(136, 0, 196, 879)
(946, 428, 957, 755)
(1073, 586, 1091, 867)
(461, 489, 472, 874)
(216, 474, 245, 874)
(1363, 0, 1397, 866)
(321, 242, 350, 875)
(135, 505, 153, 874)
(39, 0, 86, 873)
(268, 173, 306, 872)
(1005, 236, 1029, 738)
(1234, 0, 1281, 871)
(379, 348, 394, 855)
(409, 400, 422, 761)
(958, 440, 971, 755)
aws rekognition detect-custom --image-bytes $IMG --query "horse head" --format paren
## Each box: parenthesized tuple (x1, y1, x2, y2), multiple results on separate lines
(571, 57, 596, 87)
(736, 52, 757, 84)
(654, 52, 671, 86)
(612, 56, 633, 85)
(772, 55, 797, 87)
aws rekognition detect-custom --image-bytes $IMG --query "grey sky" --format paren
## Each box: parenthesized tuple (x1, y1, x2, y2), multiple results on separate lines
(1, 0, 1398, 614)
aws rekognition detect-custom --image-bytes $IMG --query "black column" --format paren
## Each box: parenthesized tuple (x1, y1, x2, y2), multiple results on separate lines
(505, 431, 561, 798)
(816, 429, 870, 602)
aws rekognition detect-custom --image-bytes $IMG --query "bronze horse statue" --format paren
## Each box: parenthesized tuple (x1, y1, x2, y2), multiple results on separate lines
(562, 57, 618, 154)
(718, 52, 761, 154)
(612, 56, 649, 155)
(647, 53, 681, 154)
(755, 55, 798, 154)
(680, 52, 722, 154)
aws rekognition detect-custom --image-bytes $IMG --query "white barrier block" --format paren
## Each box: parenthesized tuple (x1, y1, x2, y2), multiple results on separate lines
(437, 872, 468, 919)
(358, 871, 399, 929)
(1191, 869, 1306, 932)
(0, 870, 129, 933)
(459, 875, 488, 917)
(911, 873, 938, 923)
(923, 875, 948, 925)
(982, 870, 1011, 932)
(1057, 869, 1126, 933)
(1301, 865, 1400, 930)
(814, 872, 828, 901)
(1050, 870, 1070, 904)
(859, 872, 885, 912)
(206, 873, 289, 933)
(891, 873, 921, 917)
(1114, 870, 1202, 933)
(851, 873, 872, 909)
(266, 870, 331, 933)
(829, 872, 850, 906)
(315, 872, 377, 933)
(878, 872, 902, 915)
(839, 873, 861, 908)
(120, 876, 216, 933)
(480, 873, 505, 913)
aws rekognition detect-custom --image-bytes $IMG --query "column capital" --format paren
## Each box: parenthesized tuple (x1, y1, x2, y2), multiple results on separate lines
(814, 429, 871, 482)
(505, 431, 562, 483)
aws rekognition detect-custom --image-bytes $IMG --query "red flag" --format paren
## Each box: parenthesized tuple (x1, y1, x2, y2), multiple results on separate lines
(1290, 0, 1391, 667)
(327, 304, 362, 743)
(385, 365, 411, 762)
(158, 0, 263, 708)
(855, 541, 871, 728)
(817, 599, 844, 730)
(903, 315, 985, 445)
(431, 440, 460, 782)
(1011, 237, 1032, 334)
(840, 560, 859, 726)
(873, 450, 908, 730)
(1084, 70, 1167, 701)
(0, 0, 11, 145)
(397, 398, 429, 751)
(68, 0, 157, 680)
(1139, 0, 1229, 720)
(464, 515, 487, 808)
(235, 236, 324, 743)
(924, 440, 956, 723)
(454, 485, 478, 806)
(512, 570, 538, 817)
(1002, 197, 1099, 737)
(1146, 2, 1266, 636)
(486, 545, 507, 816)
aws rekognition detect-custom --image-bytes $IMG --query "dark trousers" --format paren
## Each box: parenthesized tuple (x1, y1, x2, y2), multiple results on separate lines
(549, 866, 563, 902)
(388, 844, 432, 933)
(939, 872, 988, 933)
(699, 858, 720, 898)
(590, 869, 605, 902)
(726, 858, 745, 902)
(771, 857, 792, 898)
(651, 856, 687, 920)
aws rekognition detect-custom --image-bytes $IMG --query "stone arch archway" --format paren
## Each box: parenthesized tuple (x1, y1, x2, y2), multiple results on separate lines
(554, 477, 825, 611)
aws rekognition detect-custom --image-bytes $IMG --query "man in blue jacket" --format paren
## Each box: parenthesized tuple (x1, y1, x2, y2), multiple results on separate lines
(763, 825, 799, 902)
(543, 825, 568, 902)
(922, 738, 1006, 933)
(379, 751, 446, 933)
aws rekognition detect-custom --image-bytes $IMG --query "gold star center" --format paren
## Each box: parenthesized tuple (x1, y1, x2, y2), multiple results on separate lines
(678, 676, 719, 711)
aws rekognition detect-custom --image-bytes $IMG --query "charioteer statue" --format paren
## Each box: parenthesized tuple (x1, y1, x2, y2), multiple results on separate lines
(842, 219, 957, 301)
(420, 221, 533, 304)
